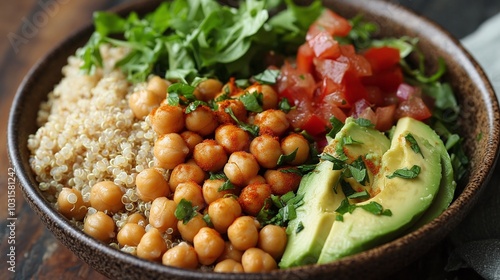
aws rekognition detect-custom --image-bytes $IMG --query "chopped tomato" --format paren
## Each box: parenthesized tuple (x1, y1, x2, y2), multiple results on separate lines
(395, 96, 432, 121)
(375, 104, 396, 131)
(361, 66, 403, 93)
(396, 83, 416, 101)
(277, 62, 316, 104)
(307, 31, 341, 59)
(317, 78, 349, 108)
(306, 9, 352, 40)
(302, 114, 328, 136)
(343, 70, 367, 104)
(296, 43, 314, 73)
(337, 45, 372, 77)
(363, 47, 401, 72)
(314, 58, 349, 84)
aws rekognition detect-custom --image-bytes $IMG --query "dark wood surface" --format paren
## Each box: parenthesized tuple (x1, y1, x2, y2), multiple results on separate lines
(1, 1, 499, 279)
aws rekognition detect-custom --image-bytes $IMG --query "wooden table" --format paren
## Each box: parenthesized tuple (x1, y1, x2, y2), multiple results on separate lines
(1, 1, 499, 279)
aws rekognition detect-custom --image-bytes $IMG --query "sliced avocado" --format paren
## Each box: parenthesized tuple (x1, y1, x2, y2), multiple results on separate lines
(318, 117, 443, 263)
(407, 118, 456, 229)
(279, 118, 391, 268)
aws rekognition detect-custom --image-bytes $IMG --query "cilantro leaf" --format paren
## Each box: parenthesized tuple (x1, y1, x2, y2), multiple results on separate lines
(239, 91, 264, 113)
(387, 165, 421, 179)
(405, 133, 424, 158)
(174, 198, 199, 224)
(225, 107, 259, 136)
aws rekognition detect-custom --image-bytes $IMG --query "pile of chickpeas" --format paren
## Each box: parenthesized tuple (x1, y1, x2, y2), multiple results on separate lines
(57, 75, 314, 272)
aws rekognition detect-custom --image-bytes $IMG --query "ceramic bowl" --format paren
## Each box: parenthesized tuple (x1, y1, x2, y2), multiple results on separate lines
(7, 0, 500, 279)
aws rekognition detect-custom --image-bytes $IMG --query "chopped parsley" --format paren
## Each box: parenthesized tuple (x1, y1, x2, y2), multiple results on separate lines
(174, 199, 199, 224)
(405, 133, 424, 158)
(239, 91, 264, 113)
(225, 107, 259, 136)
(387, 165, 421, 179)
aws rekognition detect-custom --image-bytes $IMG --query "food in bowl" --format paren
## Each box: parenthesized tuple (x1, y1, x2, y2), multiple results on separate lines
(26, 0, 468, 273)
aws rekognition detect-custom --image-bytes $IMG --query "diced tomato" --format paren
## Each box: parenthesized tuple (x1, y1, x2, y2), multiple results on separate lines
(296, 43, 314, 73)
(343, 70, 368, 104)
(317, 78, 349, 108)
(301, 114, 328, 136)
(363, 47, 401, 72)
(337, 45, 372, 77)
(316, 96, 348, 122)
(307, 31, 341, 59)
(364, 86, 384, 106)
(395, 96, 432, 121)
(277, 62, 316, 104)
(375, 104, 396, 131)
(306, 9, 352, 40)
(361, 66, 403, 92)
(314, 58, 349, 84)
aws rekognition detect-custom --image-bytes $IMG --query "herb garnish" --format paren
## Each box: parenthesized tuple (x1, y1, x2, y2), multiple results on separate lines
(239, 91, 264, 113)
(174, 198, 199, 224)
(405, 133, 424, 158)
(386, 165, 421, 179)
(277, 148, 298, 166)
(257, 191, 304, 227)
(335, 198, 392, 221)
(224, 107, 259, 136)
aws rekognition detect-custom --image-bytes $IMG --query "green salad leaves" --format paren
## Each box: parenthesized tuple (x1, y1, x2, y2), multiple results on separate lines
(78, 0, 323, 83)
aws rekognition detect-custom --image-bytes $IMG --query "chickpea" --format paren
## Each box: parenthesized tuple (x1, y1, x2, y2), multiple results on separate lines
(227, 216, 259, 251)
(193, 227, 225, 266)
(154, 133, 189, 170)
(83, 211, 115, 242)
(117, 223, 146, 247)
(137, 228, 167, 262)
(249, 135, 282, 169)
(147, 75, 170, 101)
(214, 259, 244, 273)
(217, 241, 244, 263)
(193, 79, 223, 102)
(202, 179, 236, 205)
(127, 212, 147, 226)
(180, 131, 203, 157)
(247, 175, 267, 185)
(215, 124, 250, 153)
(246, 84, 278, 110)
(223, 151, 260, 186)
(177, 214, 207, 243)
(90, 181, 124, 214)
(193, 140, 228, 172)
(241, 248, 277, 272)
(185, 105, 218, 136)
(215, 99, 247, 124)
(128, 89, 161, 119)
(258, 224, 287, 259)
(149, 197, 178, 233)
(264, 168, 302, 195)
(173, 181, 205, 210)
(238, 183, 272, 216)
(162, 242, 199, 269)
(57, 187, 87, 220)
(168, 161, 206, 192)
(136, 168, 170, 202)
(281, 133, 310, 165)
(150, 104, 184, 135)
(254, 109, 289, 137)
(208, 197, 242, 233)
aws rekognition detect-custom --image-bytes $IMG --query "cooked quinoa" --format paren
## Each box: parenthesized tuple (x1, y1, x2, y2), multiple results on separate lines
(27, 45, 160, 242)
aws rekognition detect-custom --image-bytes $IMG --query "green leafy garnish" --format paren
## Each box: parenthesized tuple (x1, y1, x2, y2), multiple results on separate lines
(167, 82, 197, 106)
(354, 118, 374, 127)
(253, 69, 280, 85)
(326, 116, 345, 139)
(320, 153, 346, 170)
(346, 157, 368, 185)
(336, 198, 391, 220)
(258, 191, 304, 227)
(277, 148, 298, 165)
(239, 91, 264, 112)
(387, 165, 421, 179)
(278, 97, 294, 113)
(404, 133, 424, 158)
(224, 107, 259, 136)
(279, 164, 317, 176)
(296, 221, 305, 233)
(174, 198, 199, 224)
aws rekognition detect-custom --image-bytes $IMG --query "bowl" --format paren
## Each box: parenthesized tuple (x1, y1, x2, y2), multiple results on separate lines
(7, 0, 500, 279)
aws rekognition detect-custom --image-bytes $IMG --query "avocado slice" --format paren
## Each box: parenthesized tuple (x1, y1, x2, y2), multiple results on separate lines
(279, 118, 391, 268)
(317, 117, 443, 263)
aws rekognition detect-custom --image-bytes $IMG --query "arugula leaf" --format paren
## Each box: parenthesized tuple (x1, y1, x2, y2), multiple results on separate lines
(387, 165, 421, 179)
(174, 198, 199, 224)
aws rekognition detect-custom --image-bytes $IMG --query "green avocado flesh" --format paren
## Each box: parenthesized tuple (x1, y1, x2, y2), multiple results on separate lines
(280, 117, 455, 268)
(279, 118, 391, 268)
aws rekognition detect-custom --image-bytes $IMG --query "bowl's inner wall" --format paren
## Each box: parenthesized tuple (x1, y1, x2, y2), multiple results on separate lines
(8, 0, 499, 279)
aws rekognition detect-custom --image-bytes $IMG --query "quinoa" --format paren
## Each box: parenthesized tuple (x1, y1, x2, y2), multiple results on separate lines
(27, 45, 161, 244)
